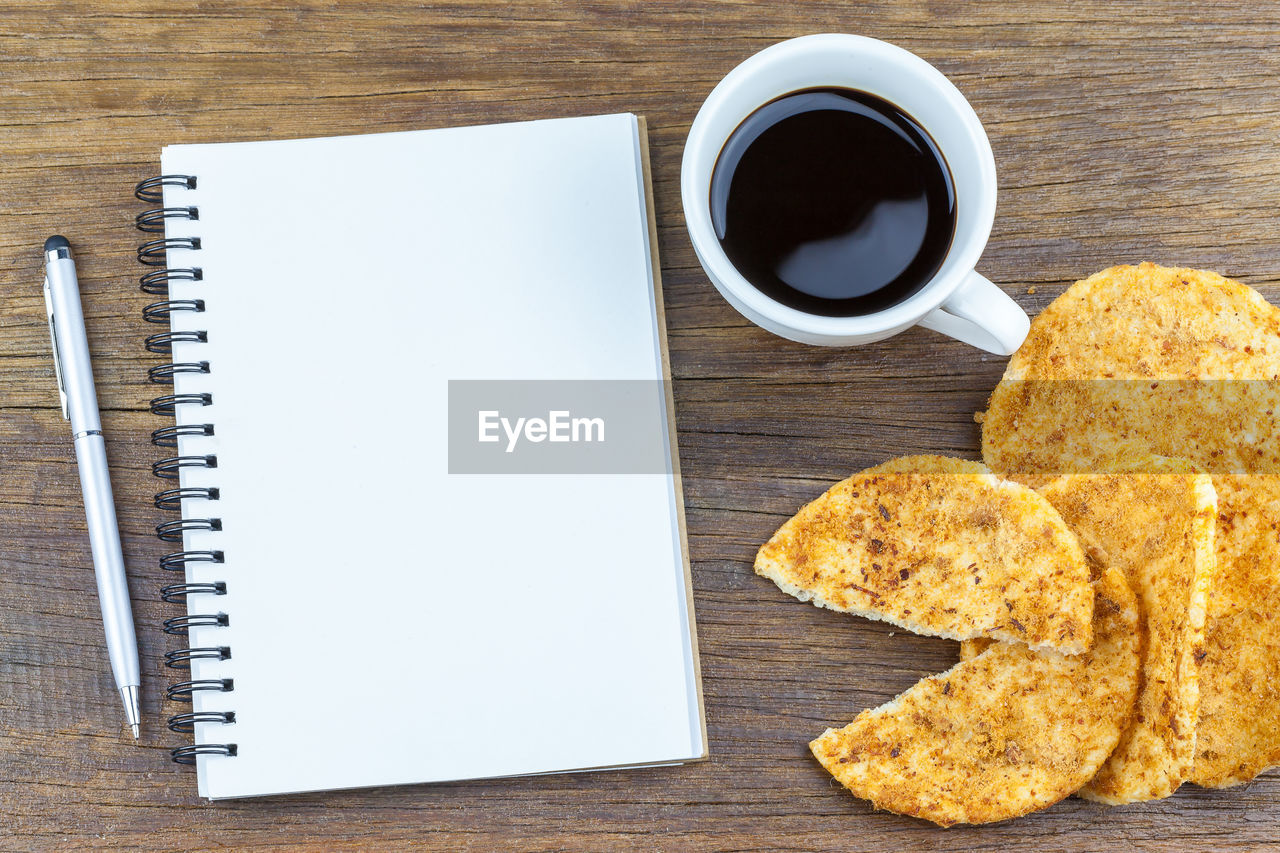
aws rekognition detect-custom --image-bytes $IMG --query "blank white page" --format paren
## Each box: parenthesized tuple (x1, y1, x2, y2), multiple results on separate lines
(155, 113, 704, 799)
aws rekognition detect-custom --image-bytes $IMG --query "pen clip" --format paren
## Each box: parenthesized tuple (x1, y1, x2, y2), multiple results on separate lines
(43, 275, 69, 420)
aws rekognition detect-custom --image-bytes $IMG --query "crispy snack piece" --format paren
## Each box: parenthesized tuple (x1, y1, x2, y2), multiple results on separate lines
(964, 462, 1216, 801)
(982, 263, 1280, 479)
(1193, 584, 1280, 787)
(980, 264, 1280, 786)
(1038, 463, 1216, 804)
(755, 455, 1093, 653)
(1208, 474, 1280, 617)
(957, 499, 1113, 663)
(1192, 474, 1280, 786)
(983, 378, 1280, 479)
(1000, 263, 1280, 383)
(811, 567, 1140, 827)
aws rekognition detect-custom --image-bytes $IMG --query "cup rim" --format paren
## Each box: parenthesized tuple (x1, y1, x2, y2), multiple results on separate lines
(680, 33, 997, 339)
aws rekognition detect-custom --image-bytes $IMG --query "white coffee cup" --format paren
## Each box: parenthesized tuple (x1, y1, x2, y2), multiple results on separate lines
(681, 34, 1029, 355)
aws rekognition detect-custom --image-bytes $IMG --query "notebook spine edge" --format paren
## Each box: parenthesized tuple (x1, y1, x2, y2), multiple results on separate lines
(135, 174, 238, 767)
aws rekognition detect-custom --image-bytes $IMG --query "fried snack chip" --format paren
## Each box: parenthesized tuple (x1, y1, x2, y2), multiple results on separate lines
(983, 378, 1280, 480)
(983, 263, 1280, 473)
(1000, 263, 1280, 383)
(1193, 584, 1280, 787)
(982, 264, 1280, 479)
(811, 567, 1140, 827)
(980, 264, 1280, 787)
(755, 455, 1093, 653)
(1207, 474, 1280, 617)
(1192, 474, 1280, 787)
(1034, 463, 1217, 803)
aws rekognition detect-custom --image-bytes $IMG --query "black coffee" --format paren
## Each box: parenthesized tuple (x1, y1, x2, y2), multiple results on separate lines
(709, 88, 956, 317)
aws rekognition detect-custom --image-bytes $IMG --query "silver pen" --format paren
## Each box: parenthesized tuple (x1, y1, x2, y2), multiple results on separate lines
(43, 235, 141, 740)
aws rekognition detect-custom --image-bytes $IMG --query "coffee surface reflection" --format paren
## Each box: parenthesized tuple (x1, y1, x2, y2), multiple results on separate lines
(710, 88, 956, 317)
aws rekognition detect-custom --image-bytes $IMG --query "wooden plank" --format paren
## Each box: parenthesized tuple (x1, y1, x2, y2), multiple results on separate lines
(2, 1, 1277, 849)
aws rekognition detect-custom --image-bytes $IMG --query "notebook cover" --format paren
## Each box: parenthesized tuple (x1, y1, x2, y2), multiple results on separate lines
(151, 113, 705, 799)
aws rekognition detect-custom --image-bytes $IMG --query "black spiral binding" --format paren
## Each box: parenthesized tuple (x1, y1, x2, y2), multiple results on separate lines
(135, 175, 236, 766)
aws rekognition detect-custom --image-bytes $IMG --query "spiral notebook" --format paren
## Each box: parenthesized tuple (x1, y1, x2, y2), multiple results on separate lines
(135, 113, 705, 799)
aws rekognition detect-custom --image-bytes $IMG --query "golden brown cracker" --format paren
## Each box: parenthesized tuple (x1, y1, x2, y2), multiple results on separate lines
(1192, 585, 1280, 787)
(1001, 263, 1280, 383)
(980, 264, 1280, 787)
(1192, 475, 1280, 787)
(755, 455, 1093, 653)
(1031, 464, 1216, 803)
(810, 568, 1140, 826)
(982, 264, 1280, 479)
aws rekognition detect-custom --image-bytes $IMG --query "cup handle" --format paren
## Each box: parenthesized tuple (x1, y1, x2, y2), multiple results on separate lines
(917, 270, 1030, 356)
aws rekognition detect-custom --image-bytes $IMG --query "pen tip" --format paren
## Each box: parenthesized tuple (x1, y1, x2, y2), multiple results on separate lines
(120, 685, 141, 742)
(44, 235, 69, 253)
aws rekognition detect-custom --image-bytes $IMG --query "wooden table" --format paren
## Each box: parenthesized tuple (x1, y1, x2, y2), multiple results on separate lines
(3, 2, 1278, 850)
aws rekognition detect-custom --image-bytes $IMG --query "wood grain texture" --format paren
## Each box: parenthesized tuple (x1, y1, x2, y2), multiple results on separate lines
(2, 1, 1278, 850)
